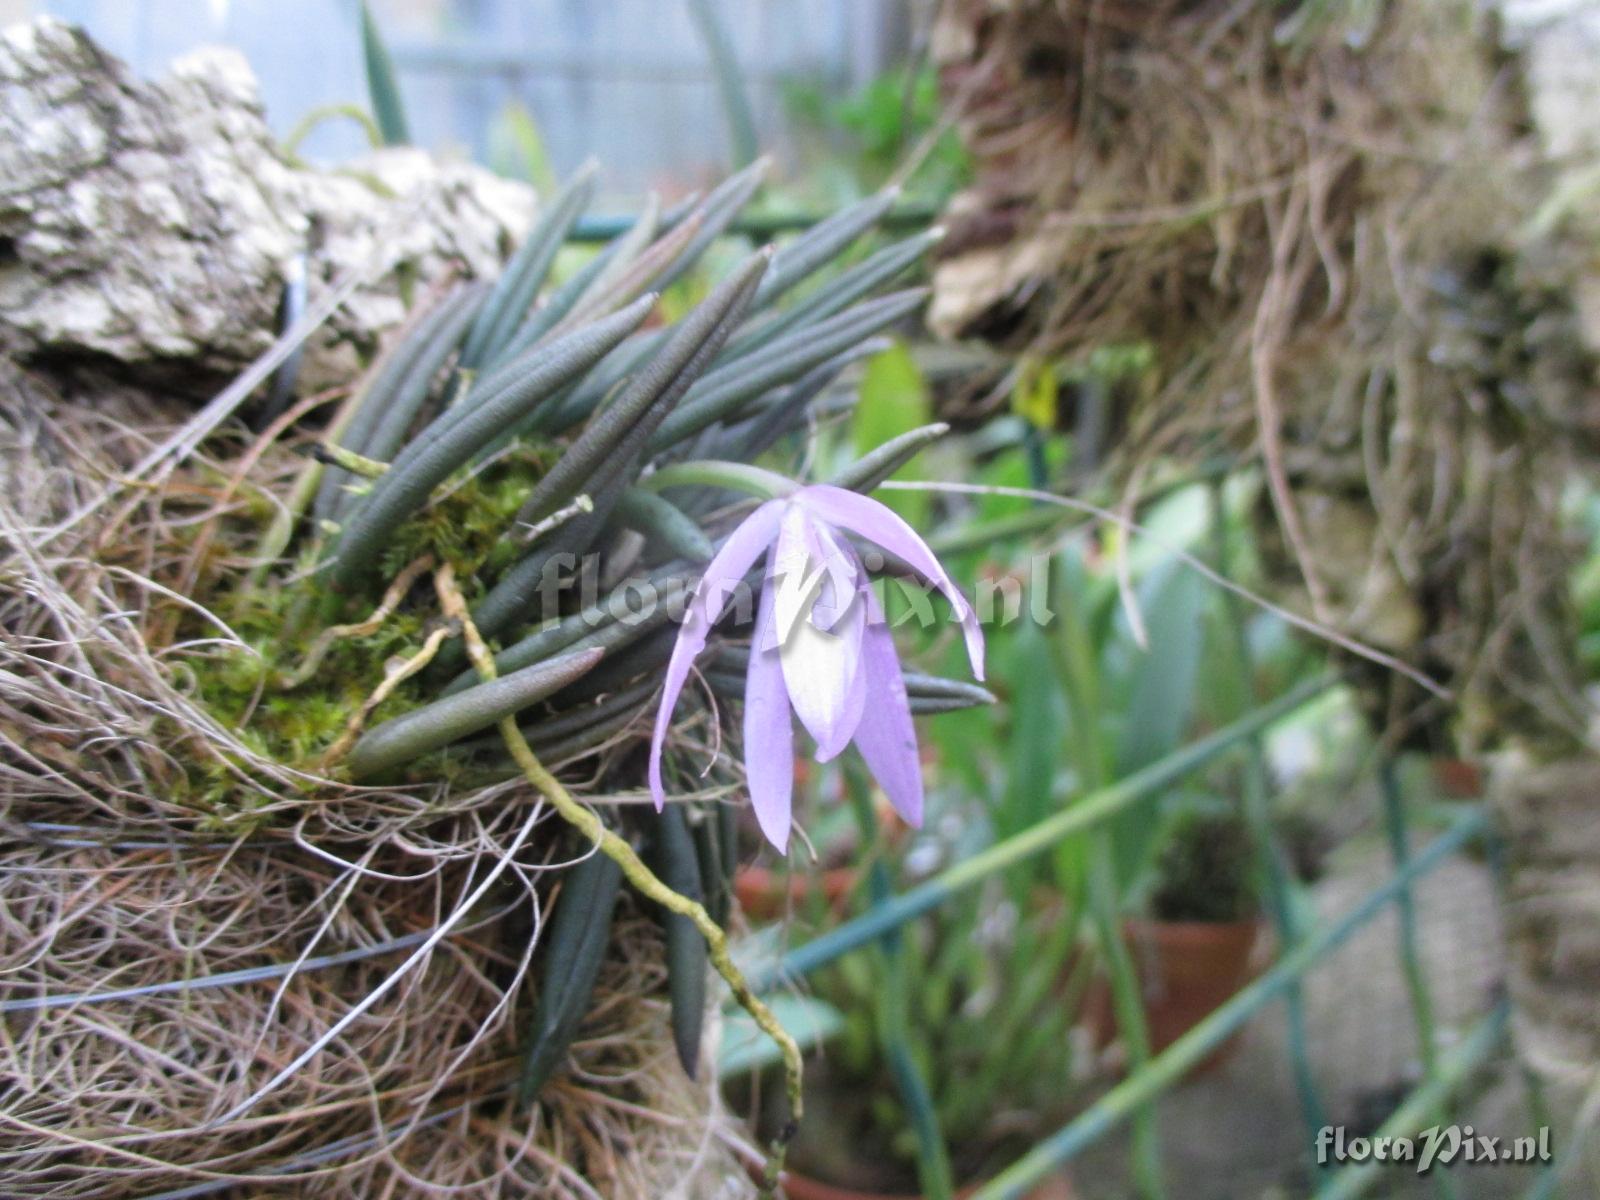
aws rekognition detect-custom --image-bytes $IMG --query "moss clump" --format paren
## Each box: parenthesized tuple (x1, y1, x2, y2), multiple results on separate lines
(165, 444, 561, 816)
(375, 446, 552, 592)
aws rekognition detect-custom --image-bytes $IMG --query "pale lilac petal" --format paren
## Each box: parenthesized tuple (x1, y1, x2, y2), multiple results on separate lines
(770, 506, 822, 649)
(807, 522, 860, 634)
(776, 512, 866, 757)
(851, 585, 924, 827)
(743, 578, 795, 852)
(649, 500, 783, 809)
(812, 535, 869, 762)
(795, 484, 985, 680)
(818, 624, 867, 765)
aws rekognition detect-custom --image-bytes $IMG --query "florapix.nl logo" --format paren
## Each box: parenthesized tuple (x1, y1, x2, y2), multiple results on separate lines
(1316, 1125, 1553, 1174)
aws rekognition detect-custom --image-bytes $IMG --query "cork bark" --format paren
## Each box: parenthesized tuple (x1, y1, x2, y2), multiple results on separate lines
(0, 17, 535, 393)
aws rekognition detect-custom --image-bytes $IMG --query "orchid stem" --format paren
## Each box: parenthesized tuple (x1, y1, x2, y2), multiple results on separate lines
(433, 563, 802, 1196)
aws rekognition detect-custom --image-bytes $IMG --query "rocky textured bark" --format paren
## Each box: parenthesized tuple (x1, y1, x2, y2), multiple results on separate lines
(0, 17, 534, 392)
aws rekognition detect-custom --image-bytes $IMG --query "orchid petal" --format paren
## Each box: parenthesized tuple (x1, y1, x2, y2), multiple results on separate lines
(649, 500, 783, 809)
(770, 506, 823, 649)
(813, 523, 869, 761)
(743, 577, 795, 851)
(851, 585, 924, 827)
(818, 614, 868, 765)
(795, 484, 985, 681)
(808, 521, 860, 634)
(775, 510, 867, 757)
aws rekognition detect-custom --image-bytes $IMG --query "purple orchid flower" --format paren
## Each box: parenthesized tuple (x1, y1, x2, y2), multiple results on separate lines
(648, 484, 984, 852)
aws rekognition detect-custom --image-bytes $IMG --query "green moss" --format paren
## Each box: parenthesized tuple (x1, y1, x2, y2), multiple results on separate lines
(160, 441, 560, 821)
(376, 446, 550, 592)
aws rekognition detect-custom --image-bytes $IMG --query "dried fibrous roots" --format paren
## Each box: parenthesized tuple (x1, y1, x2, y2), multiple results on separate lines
(930, 0, 1597, 752)
(0, 375, 752, 1198)
(1495, 760, 1600, 1094)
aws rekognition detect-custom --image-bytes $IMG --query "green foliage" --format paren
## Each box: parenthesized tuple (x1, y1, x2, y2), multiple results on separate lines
(517, 849, 623, 1105)
(646, 803, 710, 1078)
(376, 448, 550, 586)
(785, 66, 971, 199)
(487, 99, 557, 194)
(686, 0, 759, 169)
(797, 866, 1084, 1189)
(1149, 807, 1259, 922)
(719, 992, 844, 1077)
(852, 341, 932, 524)
(165, 159, 952, 1112)
(359, 1, 410, 146)
(1569, 482, 1600, 679)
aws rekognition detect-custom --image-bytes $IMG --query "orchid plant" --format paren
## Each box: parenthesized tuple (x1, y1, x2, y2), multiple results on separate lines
(257, 140, 1002, 1191)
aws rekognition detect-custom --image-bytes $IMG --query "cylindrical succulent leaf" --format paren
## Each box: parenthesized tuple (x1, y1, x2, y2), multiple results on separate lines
(648, 156, 770, 295)
(359, 285, 489, 468)
(516, 850, 622, 1107)
(646, 803, 708, 1079)
(647, 288, 929, 451)
(712, 337, 892, 466)
(329, 296, 654, 590)
(313, 284, 486, 523)
(829, 422, 951, 493)
(512, 249, 773, 531)
(460, 163, 598, 370)
(345, 647, 604, 778)
(469, 252, 771, 641)
(443, 569, 689, 696)
(613, 489, 714, 563)
(751, 186, 897, 309)
(722, 227, 940, 361)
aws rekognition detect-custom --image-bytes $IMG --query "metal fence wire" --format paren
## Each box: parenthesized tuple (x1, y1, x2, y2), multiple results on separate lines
(759, 670, 1583, 1200)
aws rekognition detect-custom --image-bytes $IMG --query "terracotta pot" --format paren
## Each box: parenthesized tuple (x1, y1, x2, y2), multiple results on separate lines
(762, 1163, 1076, 1200)
(1431, 757, 1483, 799)
(734, 864, 858, 923)
(733, 802, 903, 922)
(1079, 917, 1264, 1075)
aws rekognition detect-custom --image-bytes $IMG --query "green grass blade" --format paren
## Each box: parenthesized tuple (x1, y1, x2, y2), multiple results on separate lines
(360, 1, 410, 146)
(685, 0, 758, 168)
(756, 674, 1340, 990)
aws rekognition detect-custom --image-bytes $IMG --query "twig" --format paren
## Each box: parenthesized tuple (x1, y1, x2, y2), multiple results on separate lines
(514, 493, 596, 548)
(432, 563, 803, 1197)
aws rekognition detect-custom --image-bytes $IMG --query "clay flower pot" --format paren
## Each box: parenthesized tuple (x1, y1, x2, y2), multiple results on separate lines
(1080, 917, 1265, 1076)
(1124, 916, 1264, 1072)
(734, 863, 860, 923)
(1430, 757, 1483, 799)
(763, 1164, 1076, 1200)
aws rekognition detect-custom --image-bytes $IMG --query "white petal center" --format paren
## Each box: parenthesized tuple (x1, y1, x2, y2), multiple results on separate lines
(771, 508, 865, 749)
